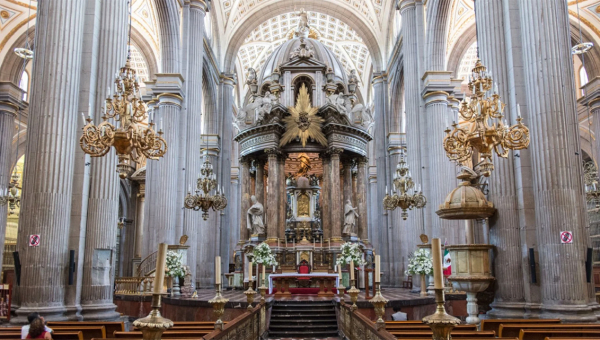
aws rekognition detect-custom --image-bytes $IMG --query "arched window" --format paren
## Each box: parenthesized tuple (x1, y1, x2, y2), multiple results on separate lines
(580, 66, 589, 96)
(19, 71, 29, 101)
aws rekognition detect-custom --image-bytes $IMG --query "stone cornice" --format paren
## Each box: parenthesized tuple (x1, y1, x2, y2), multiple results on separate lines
(322, 123, 373, 142)
(233, 123, 285, 142)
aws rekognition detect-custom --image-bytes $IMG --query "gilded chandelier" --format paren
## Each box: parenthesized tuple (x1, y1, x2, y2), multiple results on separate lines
(80, 59, 167, 178)
(0, 174, 21, 215)
(443, 60, 530, 176)
(383, 149, 426, 220)
(184, 154, 228, 220)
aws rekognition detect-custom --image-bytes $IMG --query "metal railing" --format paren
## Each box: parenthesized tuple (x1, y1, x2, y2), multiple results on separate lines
(136, 251, 158, 277)
(114, 276, 153, 295)
(337, 301, 396, 340)
(201, 302, 268, 340)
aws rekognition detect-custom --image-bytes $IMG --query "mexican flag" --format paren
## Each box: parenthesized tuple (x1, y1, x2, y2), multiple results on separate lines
(443, 248, 451, 276)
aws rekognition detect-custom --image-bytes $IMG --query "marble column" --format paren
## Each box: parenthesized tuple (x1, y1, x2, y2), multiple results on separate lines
(342, 159, 353, 208)
(0, 100, 17, 272)
(475, 0, 527, 318)
(519, 0, 595, 321)
(321, 154, 331, 239)
(134, 183, 145, 259)
(255, 160, 265, 208)
(278, 153, 286, 240)
(356, 157, 368, 240)
(265, 149, 280, 241)
(79, 0, 128, 320)
(14, 0, 85, 321)
(239, 157, 252, 240)
(329, 148, 343, 240)
(182, 0, 208, 287)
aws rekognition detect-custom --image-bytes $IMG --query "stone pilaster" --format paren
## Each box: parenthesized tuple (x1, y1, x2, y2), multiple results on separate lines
(240, 157, 252, 241)
(329, 148, 343, 240)
(13, 0, 86, 322)
(80, 0, 128, 320)
(0, 100, 17, 272)
(356, 157, 368, 240)
(519, 0, 595, 321)
(134, 183, 145, 259)
(182, 0, 208, 287)
(321, 154, 331, 239)
(144, 76, 184, 253)
(474, 0, 527, 318)
(265, 149, 281, 240)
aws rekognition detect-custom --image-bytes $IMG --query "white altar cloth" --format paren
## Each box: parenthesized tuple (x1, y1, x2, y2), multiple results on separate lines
(268, 273, 340, 294)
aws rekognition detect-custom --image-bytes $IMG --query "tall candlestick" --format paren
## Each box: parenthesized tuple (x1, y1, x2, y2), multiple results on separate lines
(249, 261, 253, 279)
(337, 264, 342, 279)
(262, 264, 266, 283)
(215, 256, 221, 285)
(375, 255, 381, 283)
(153, 243, 168, 294)
(432, 238, 444, 289)
(350, 261, 355, 280)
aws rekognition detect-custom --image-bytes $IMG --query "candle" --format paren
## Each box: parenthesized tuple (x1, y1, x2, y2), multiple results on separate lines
(215, 256, 221, 285)
(517, 104, 522, 118)
(262, 264, 266, 283)
(249, 261, 253, 280)
(278, 238, 280, 249)
(375, 255, 381, 283)
(153, 243, 168, 294)
(432, 238, 444, 289)
(328, 239, 331, 250)
(350, 260, 354, 280)
(81, 112, 86, 126)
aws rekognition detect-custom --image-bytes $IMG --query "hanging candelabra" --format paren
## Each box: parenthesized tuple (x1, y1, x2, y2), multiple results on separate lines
(442, 60, 530, 176)
(572, 0, 594, 55)
(14, 0, 33, 60)
(184, 153, 228, 220)
(0, 174, 21, 215)
(80, 59, 167, 178)
(383, 149, 426, 220)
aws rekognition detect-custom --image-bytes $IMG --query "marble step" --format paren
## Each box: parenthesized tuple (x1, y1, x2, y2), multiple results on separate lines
(268, 330, 339, 338)
(270, 320, 338, 327)
(270, 312, 337, 319)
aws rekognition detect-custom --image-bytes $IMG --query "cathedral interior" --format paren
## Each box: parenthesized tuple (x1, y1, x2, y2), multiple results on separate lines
(1, 0, 600, 338)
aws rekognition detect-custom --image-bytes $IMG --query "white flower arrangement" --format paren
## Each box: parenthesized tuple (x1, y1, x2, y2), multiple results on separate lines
(252, 242, 278, 266)
(405, 248, 433, 276)
(165, 250, 186, 278)
(335, 242, 366, 267)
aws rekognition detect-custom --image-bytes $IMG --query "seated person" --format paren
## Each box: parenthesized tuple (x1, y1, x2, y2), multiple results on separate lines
(21, 313, 52, 339)
(25, 318, 52, 339)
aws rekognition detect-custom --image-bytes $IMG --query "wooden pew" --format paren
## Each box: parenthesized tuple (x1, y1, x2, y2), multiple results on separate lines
(499, 324, 600, 338)
(0, 328, 22, 333)
(519, 329, 600, 340)
(53, 332, 84, 340)
(386, 324, 477, 331)
(481, 319, 561, 335)
(388, 330, 496, 338)
(114, 331, 211, 339)
(50, 326, 106, 340)
(0, 333, 22, 339)
(48, 322, 124, 337)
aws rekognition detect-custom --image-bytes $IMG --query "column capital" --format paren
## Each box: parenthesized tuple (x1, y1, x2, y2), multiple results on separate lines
(357, 156, 368, 166)
(220, 73, 237, 87)
(397, 0, 417, 12)
(0, 81, 27, 114)
(326, 147, 344, 158)
(144, 73, 185, 106)
(422, 91, 449, 106)
(189, 0, 209, 13)
(371, 72, 388, 85)
(239, 155, 252, 165)
(421, 71, 455, 96)
(265, 147, 285, 160)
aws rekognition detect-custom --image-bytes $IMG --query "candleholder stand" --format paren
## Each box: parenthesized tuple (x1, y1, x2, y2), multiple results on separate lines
(244, 279, 256, 311)
(347, 279, 360, 312)
(258, 279, 268, 303)
(208, 283, 228, 330)
(368, 282, 388, 330)
(132, 293, 174, 340)
(336, 286, 346, 302)
(422, 288, 460, 340)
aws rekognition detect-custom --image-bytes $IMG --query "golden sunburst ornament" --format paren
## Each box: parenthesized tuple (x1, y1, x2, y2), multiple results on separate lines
(280, 83, 328, 147)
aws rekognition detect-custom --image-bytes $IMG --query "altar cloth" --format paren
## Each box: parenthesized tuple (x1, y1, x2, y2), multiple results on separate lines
(268, 273, 340, 294)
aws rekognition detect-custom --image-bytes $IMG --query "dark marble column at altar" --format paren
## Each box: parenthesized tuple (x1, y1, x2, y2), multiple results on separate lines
(329, 148, 343, 240)
(255, 160, 264, 205)
(278, 153, 286, 240)
(14, 0, 86, 321)
(321, 154, 331, 239)
(265, 149, 280, 240)
(519, 0, 595, 321)
(356, 157, 368, 240)
(239, 157, 252, 241)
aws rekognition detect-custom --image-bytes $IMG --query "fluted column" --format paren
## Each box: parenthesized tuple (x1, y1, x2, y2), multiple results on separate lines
(265, 149, 280, 240)
(14, 0, 85, 321)
(519, 0, 595, 320)
(329, 148, 343, 240)
(399, 0, 425, 249)
(240, 157, 251, 241)
(278, 153, 286, 240)
(356, 157, 368, 240)
(134, 184, 145, 259)
(474, 0, 527, 318)
(182, 0, 208, 287)
(79, 0, 128, 320)
(0, 101, 17, 271)
(321, 154, 331, 239)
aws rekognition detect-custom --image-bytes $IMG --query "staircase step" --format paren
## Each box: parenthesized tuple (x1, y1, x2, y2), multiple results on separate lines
(268, 300, 339, 338)
(270, 313, 336, 319)
(268, 330, 339, 338)
(270, 319, 337, 324)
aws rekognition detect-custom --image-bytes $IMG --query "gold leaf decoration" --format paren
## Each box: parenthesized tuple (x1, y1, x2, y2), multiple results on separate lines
(280, 83, 328, 147)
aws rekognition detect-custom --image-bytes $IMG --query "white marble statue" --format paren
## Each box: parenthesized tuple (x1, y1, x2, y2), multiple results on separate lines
(247, 195, 265, 235)
(295, 8, 309, 34)
(246, 67, 257, 84)
(237, 92, 275, 126)
(348, 69, 359, 84)
(343, 199, 359, 235)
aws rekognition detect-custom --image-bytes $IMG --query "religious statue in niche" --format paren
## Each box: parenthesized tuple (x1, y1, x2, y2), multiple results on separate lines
(247, 195, 265, 235)
(297, 193, 310, 217)
(247, 67, 257, 85)
(343, 199, 359, 236)
(348, 69, 359, 85)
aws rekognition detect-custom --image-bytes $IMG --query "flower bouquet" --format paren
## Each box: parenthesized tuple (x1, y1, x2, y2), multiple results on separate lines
(253, 242, 278, 266)
(335, 242, 365, 267)
(405, 248, 433, 296)
(165, 250, 186, 278)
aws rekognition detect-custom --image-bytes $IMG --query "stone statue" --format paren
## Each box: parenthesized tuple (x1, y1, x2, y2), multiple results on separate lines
(348, 69, 359, 84)
(247, 195, 265, 235)
(295, 8, 309, 34)
(309, 174, 319, 186)
(327, 93, 348, 115)
(286, 172, 297, 187)
(343, 199, 359, 235)
(247, 67, 257, 84)
(237, 92, 275, 127)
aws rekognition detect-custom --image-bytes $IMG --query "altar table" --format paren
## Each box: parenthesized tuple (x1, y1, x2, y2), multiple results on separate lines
(268, 273, 340, 296)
